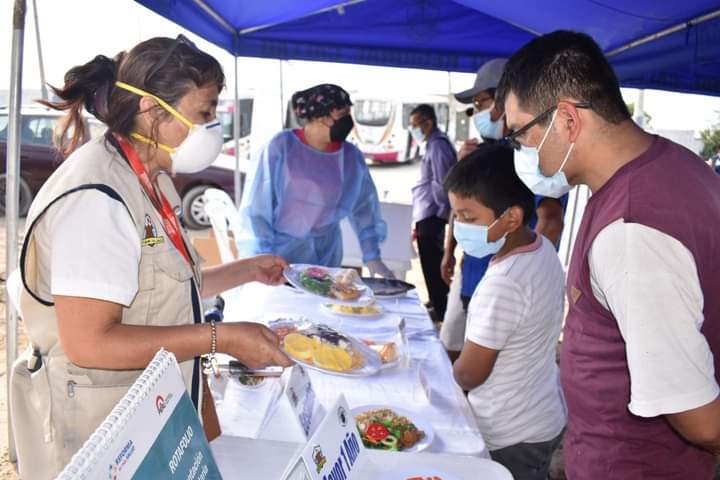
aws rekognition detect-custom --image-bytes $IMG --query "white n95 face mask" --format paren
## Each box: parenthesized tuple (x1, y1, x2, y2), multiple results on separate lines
(115, 81, 224, 174)
(168, 119, 223, 174)
(513, 110, 575, 198)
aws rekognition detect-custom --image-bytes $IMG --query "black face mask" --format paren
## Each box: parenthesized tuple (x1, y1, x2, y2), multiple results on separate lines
(330, 114, 354, 142)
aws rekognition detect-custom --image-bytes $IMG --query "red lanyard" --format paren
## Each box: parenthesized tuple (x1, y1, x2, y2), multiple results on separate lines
(114, 134, 193, 266)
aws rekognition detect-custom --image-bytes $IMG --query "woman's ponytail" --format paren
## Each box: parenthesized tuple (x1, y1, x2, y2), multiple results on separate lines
(37, 54, 119, 156)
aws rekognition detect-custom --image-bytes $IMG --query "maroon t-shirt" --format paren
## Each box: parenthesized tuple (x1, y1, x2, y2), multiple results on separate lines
(562, 136, 720, 479)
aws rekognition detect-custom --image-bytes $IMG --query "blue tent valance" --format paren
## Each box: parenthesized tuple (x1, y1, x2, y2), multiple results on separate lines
(135, 0, 720, 96)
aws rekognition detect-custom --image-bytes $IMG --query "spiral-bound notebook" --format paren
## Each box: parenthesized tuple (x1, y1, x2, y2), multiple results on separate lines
(56, 349, 222, 479)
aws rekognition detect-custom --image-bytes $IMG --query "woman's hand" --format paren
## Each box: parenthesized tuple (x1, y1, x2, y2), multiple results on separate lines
(201, 254, 289, 296)
(247, 254, 289, 285)
(218, 322, 293, 368)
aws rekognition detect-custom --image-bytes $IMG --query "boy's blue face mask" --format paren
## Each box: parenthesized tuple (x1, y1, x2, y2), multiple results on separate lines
(453, 211, 507, 258)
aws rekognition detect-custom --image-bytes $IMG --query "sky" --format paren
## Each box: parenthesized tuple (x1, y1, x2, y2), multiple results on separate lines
(3, 0, 720, 133)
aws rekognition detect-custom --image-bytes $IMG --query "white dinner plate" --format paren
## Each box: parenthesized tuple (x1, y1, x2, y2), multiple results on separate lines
(379, 470, 461, 480)
(284, 264, 375, 305)
(320, 302, 384, 318)
(269, 318, 382, 377)
(351, 404, 435, 453)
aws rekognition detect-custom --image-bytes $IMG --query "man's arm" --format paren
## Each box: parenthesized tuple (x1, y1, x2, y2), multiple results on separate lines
(589, 220, 720, 454)
(666, 397, 720, 454)
(429, 138, 457, 215)
(535, 198, 564, 247)
(441, 212, 458, 285)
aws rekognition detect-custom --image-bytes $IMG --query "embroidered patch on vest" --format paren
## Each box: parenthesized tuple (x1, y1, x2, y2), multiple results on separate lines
(571, 286, 582, 304)
(142, 214, 165, 247)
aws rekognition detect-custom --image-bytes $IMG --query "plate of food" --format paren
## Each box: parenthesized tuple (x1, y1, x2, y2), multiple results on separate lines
(321, 301, 384, 318)
(269, 318, 382, 377)
(361, 340, 400, 369)
(381, 471, 460, 480)
(360, 277, 416, 299)
(285, 264, 374, 305)
(352, 405, 434, 453)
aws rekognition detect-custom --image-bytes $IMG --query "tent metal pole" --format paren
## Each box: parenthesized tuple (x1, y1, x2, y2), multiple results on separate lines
(239, 0, 366, 35)
(607, 8, 720, 57)
(233, 54, 241, 207)
(279, 60, 285, 130)
(191, 0, 235, 33)
(31, 0, 47, 100)
(633, 89, 646, 128)
(563, 187, 581, 268)
(7, 0, 27, 464)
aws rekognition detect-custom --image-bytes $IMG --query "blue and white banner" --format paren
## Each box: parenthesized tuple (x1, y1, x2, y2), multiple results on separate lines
(282, 395, 366, 480)
(57, 350, 221, 480)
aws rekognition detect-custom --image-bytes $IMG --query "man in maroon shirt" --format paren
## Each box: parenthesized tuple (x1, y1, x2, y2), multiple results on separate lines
(497, 30, 720, 478)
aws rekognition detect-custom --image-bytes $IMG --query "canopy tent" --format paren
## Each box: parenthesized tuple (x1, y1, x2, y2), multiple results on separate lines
(6, 0, 720, 461)
(135, 0, 720, 96)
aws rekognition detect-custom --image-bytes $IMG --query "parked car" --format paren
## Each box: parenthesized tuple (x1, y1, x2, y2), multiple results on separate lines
(0, 105, 240, 229)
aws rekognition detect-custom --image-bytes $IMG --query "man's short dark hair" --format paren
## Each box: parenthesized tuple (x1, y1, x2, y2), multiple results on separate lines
(410, 104, 437, 128)
(444, 143, 535, 224)
(497, 30, 631, 125)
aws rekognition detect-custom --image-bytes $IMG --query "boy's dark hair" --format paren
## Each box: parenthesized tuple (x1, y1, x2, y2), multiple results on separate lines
(410, 104, 437, 128)
(444, 143, 535, 224)
(496, 30, 630, 125)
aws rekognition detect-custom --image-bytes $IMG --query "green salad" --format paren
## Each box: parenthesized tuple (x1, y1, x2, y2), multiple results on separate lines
(355, 408, 425, 451)
(299, 267, 332, 296)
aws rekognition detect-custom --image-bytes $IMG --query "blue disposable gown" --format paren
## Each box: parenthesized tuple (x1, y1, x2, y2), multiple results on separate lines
(238, 130, 387, 267)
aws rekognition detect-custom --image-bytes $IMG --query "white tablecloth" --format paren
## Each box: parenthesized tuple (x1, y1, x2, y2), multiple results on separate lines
(211, 437, 512, 479)
(217, 282, 488, 457)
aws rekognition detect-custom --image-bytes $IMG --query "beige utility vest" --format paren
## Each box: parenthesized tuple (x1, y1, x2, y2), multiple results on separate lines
(10, 136, 204, 479)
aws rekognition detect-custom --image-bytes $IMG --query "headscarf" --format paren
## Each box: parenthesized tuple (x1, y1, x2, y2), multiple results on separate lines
(291, 84, 353, 120)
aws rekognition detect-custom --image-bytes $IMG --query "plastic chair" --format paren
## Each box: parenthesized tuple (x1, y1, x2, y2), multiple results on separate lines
(203, 188, 242, 264)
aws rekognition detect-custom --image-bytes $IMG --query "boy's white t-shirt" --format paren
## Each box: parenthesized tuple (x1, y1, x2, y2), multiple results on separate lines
(465, 235, 567, 450)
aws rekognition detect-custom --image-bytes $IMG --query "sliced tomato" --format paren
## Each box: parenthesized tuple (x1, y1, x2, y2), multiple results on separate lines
(365, 422, 390, 443)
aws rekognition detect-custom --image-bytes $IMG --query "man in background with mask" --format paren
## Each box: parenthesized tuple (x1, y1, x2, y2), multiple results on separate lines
(239, 83, 394, 277)
(439, 59, 567, 360)
(498, 30, 720, 478)
(409, 104, 458, 320)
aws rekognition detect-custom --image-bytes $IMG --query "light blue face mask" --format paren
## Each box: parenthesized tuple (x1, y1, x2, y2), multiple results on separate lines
(453, 214, 507, 259)
(513, 109, 575, 198)
(410, 126, 425, 144)
(473, 107, 504, 140)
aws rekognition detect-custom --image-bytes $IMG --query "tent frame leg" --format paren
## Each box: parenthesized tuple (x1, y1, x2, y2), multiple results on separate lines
(7, 0, 27, 465)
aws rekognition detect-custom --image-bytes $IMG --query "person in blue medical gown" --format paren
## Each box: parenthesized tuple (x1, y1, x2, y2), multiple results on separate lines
(238, 84, 394, 277)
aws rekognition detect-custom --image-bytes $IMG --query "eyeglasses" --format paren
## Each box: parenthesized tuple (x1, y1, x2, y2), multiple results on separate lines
(144, 34, 199, 85)
(472, 96, 494, 111)
(503, 102, 591, 151)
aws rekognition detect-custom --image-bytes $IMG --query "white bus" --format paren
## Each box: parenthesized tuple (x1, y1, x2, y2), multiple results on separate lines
(282, 93, 474, 164)
(347, 95, 455, 164)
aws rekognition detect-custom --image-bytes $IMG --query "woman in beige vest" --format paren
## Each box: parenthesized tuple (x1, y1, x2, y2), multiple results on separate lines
(10, 36, 292, 479)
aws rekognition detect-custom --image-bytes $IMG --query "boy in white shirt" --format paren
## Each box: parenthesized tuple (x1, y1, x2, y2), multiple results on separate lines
(448, 143, 566, 479)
